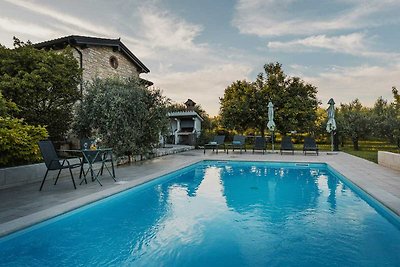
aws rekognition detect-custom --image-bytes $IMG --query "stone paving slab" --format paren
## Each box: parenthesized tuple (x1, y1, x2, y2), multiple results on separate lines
(0, 149, 399, 237)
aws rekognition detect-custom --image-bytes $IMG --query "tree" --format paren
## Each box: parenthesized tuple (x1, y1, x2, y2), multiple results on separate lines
(337, 99, 371, 150)
(370, 88, 400, 144)
(314, 107, 328, 139)
(0, 91, 18, 117)
(0, 39, 81, 140)
(263, 63, 319, 134)
(74, 77, 170, 159)
(219, 63, 319, 136)
(220, 80, 259, 134)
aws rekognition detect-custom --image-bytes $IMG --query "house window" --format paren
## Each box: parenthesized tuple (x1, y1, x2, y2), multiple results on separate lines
(109, 56, 119, 69)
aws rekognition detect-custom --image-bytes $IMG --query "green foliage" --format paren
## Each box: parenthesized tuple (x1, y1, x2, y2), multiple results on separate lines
(369, 88, 400, 144)
(0, 91, 48, 166)
(263, 63, 319, 134)
(219, 63, 319, 136)
(0, 92, 18, 116)
(337, 99, 371, 150)
(74, 77, 170, 157)
(0, 41, 81, 140)
(0, 116, 48, 167)
(314, 107, 329, 141)
(196, 130, 215, 146)
(220, 80, 256, 133)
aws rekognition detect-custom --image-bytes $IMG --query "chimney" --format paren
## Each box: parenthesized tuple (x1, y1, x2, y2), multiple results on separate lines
(184, 99, 196, 111)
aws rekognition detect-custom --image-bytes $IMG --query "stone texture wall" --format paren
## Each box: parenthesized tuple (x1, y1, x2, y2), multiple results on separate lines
(71, 46, 140, 82)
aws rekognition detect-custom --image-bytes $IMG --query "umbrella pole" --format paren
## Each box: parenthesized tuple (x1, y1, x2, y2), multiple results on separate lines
(272, 131, 274, 152)
(331, 131, 334, 152)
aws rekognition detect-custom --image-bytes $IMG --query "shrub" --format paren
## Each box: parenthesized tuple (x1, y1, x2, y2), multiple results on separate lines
(0, 117, 48, 167)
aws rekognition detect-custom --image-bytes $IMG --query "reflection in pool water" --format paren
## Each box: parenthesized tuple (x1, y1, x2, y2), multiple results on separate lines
(0, 161, 399, 266)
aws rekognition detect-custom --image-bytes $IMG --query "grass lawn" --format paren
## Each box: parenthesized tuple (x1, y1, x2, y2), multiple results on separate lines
(236, 139, 398, 164)
(296, 140, 399, 163)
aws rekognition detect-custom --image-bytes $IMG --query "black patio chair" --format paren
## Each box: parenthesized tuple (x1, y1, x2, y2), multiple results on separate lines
(227, 135, 247, 154)
(38, 140, 82, 191)
(252, 136, 267, 154)
(280, 136, 294, 155)
(303, 137, 319, 155)
(204, 135, 226, 154)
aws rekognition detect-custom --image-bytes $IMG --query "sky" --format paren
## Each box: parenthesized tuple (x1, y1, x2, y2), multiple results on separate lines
(1, 0, 399, 116)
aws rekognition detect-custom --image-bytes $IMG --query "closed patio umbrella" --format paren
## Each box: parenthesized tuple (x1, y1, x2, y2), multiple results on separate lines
(267, 101, 276, 152)
(326, 98, 337, 151)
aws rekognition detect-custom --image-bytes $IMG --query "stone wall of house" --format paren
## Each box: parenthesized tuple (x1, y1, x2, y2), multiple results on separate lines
(71, 46, 140, 82)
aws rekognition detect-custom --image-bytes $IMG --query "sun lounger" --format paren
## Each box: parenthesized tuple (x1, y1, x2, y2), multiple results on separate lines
(303, 137, 319, 155)
(227, 135, 246, 154)
(204, 135, 226, 154)
(280, 136, 294, 155)
(252, 136, 267, 154)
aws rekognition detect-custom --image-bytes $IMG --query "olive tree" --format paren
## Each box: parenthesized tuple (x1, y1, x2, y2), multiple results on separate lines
(370, 87, 400, 145)
(74, 77, 170, 159)
(337, 99, 371, 150)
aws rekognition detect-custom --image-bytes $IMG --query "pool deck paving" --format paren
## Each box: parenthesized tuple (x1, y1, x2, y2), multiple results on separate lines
(1, 149, 400, 237)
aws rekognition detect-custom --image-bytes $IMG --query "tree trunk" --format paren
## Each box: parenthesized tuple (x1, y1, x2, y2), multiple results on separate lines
(333, 130, 340, 151)
(352, 137, 359, 150)
(260, 125, 265, 138)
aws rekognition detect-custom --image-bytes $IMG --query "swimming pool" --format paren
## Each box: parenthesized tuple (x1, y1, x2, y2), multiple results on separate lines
(1, 160, 399, 266)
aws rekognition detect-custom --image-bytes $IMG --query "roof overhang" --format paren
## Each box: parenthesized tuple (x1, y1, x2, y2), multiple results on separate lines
(34, 35, 150, 74)
(168, 111, 204, 121)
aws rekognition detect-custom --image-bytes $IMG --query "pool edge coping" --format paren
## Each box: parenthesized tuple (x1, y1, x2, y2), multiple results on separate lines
(1, 155, 399, 237)
(0, 158, 203, 237)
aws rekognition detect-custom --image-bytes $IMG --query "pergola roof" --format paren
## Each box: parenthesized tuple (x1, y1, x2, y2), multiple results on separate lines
(168, 111, 204, 121)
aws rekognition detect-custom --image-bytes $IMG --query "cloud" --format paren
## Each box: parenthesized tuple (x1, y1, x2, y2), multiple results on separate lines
(4, 0, 117, 37)
(4, 0, 207, 60)
(267, 32, 400, 59)
(148, 64, 253, 116)
(233, 0, 400, 37)
(136, 6, 206, 52)
(301, 64, 400, 107)
(1, 0, 247, 117)
(118, 4, 207, 61)
(268, 33, 366, 53)
(0, 16, 55, 38)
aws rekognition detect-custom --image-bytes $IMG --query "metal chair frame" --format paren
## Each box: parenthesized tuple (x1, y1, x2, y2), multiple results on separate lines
(38, 140, 82, 191)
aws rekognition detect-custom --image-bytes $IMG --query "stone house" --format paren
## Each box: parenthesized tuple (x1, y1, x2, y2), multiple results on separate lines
(34, 35, 152, 94)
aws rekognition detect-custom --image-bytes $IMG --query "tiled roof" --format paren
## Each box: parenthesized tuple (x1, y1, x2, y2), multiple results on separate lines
(34, 35, 150, 73)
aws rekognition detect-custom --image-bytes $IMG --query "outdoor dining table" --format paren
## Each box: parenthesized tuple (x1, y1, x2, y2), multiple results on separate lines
(59, 148, 116, 186)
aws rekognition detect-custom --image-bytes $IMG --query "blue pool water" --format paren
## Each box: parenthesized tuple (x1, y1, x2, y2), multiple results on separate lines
(1, 161, 400, 266)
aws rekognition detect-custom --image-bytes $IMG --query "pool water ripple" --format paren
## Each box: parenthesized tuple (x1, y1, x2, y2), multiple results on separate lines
(0, 161, 400, 266)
